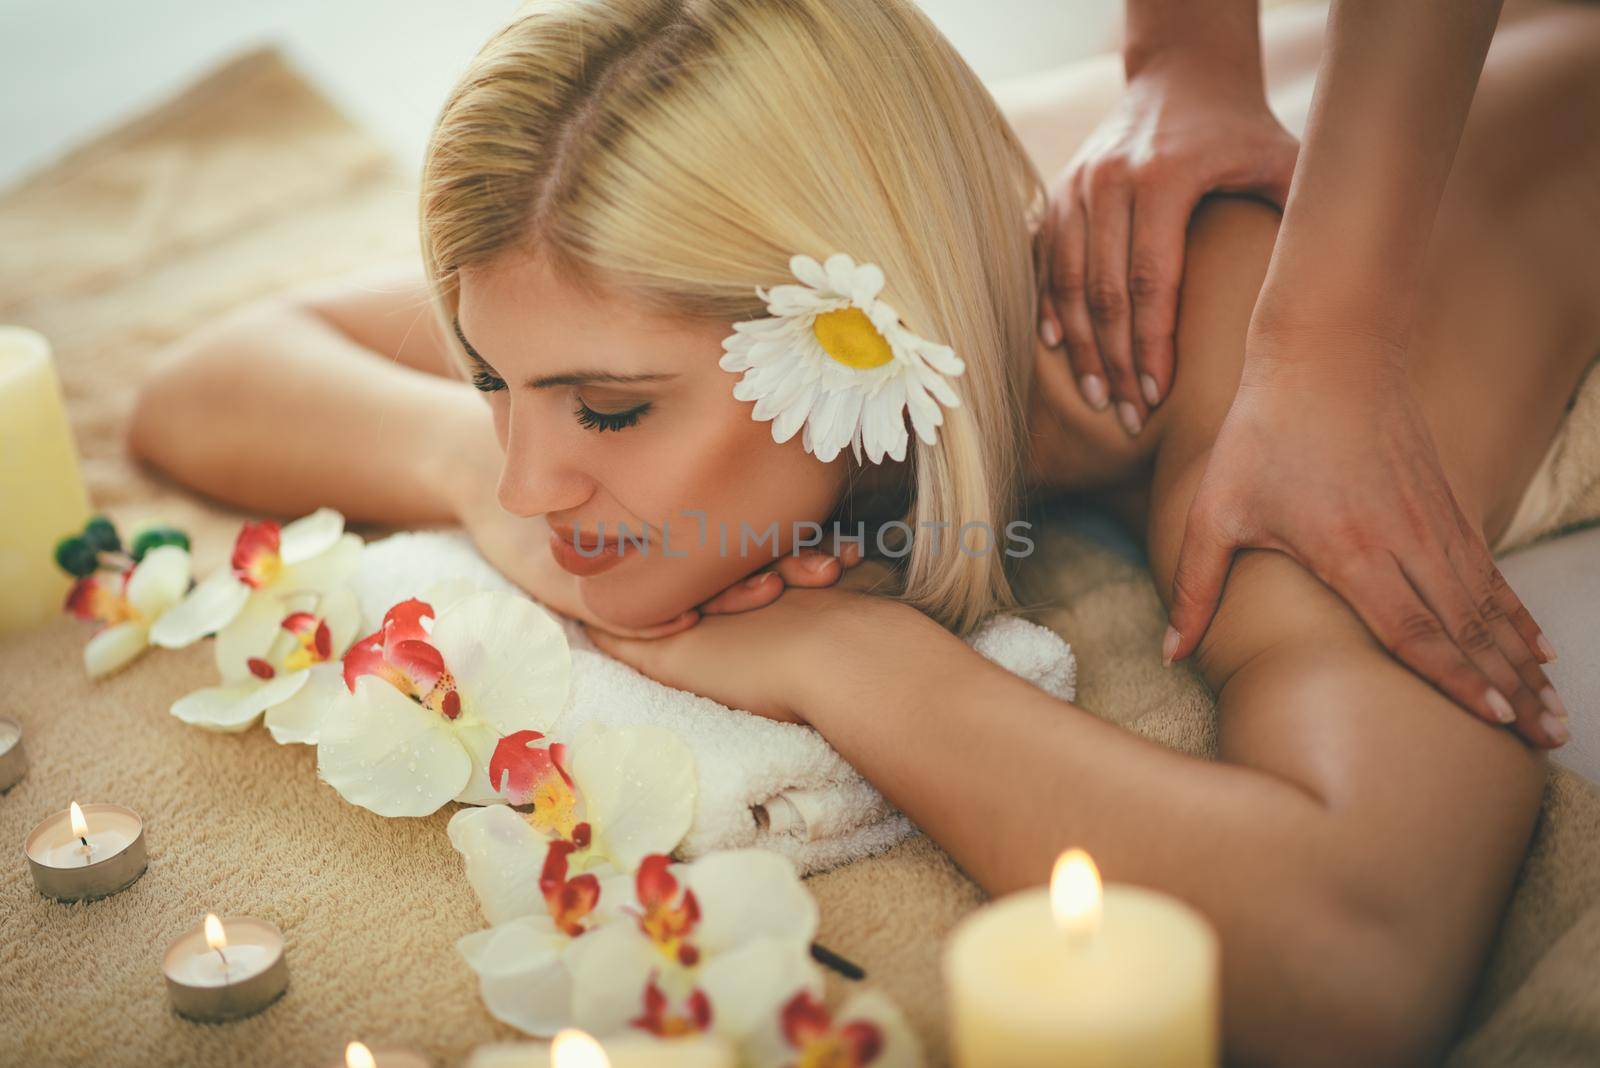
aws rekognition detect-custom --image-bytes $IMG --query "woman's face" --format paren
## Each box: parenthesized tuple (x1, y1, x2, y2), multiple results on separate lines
(456, 252, 849, 629)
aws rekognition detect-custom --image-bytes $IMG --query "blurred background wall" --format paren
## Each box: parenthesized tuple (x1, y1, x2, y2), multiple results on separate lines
(0, 0, 1121, 190)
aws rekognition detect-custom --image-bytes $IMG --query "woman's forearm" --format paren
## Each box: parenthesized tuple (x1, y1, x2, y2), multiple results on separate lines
(1255, 0, 1505, 342)
(130, 297, 492, 523)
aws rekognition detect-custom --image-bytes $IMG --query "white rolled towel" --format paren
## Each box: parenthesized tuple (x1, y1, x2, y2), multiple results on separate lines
(351, 531, 1076, 875)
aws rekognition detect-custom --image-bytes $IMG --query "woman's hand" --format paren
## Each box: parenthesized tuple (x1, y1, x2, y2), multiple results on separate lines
(1035, 62, 1298, 432)
(585, 586, 887, 724)
(1165, 323, 1567, 748)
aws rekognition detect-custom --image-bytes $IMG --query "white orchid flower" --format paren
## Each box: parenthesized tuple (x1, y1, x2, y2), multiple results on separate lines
(448, 725, 697, 1035)
(316, 590, 571, 817)
(746, 988, 924, 1068)
(564, 850, 822, 1042)
(149, 508, 361, 649)
(64, 545, 191, 678)
(169, 587, 362, 735)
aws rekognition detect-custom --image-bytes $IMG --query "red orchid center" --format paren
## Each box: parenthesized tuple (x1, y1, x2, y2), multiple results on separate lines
(783, 991, 885, 1068)
(540, 840, 600, 937)
(248, 610, 336, 680)
(342, 598, 462, 720)
(633, 855, 702, 967)
(631, 978, 712, 1038)
(64, 571, 139, 628)
(231, 520, 283, 589)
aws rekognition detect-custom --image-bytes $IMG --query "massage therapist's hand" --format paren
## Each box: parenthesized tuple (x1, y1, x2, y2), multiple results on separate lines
(1036, 59, 1297, 433)
(1166, 323, 1567, 749)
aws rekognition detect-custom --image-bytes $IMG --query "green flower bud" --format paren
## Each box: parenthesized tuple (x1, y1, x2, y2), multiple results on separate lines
(82, 516, 121, 554)
(131, 526, 192, 561)
(55, 536, 98, 577)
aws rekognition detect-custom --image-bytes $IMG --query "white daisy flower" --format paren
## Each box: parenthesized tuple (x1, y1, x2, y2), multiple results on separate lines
(720, 253, 965, 464)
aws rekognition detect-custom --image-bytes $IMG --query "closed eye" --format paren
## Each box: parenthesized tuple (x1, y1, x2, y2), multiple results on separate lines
(470, 367, 506, 393)
(575, 400, 650, 432)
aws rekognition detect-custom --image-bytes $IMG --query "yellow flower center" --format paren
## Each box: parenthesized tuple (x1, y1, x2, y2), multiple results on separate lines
(812, 307, 894, 370)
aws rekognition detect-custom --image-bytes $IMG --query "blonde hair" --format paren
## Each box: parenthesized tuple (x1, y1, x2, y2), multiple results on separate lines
(422, 0, 1047, 634)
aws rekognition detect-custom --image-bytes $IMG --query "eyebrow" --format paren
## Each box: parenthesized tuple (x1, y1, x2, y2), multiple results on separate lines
(453, 317, 677, 390)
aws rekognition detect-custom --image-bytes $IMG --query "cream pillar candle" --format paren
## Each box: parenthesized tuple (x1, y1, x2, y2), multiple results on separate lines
(0, 326, 90, 635)
(945, 850, 1219, 1068)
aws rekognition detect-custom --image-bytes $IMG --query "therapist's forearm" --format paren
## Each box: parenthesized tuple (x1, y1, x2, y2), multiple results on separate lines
(1123, 0, 1262, 82)
(1254, 0, 1505, 344)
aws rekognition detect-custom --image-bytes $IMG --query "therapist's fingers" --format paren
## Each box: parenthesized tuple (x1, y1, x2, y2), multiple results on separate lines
(1127, 186, 1196, 410)
(1046, 186, 1111, 412)
(1404, 544, 1557, 745)
(1081, 163, 1144, 435)
(698, 571, 782, 616)
(1323, 549, 1553, 743)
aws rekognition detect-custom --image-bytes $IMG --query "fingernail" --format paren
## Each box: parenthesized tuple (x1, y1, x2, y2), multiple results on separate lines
(1541, 712, 1570, 746)
(1485, 687, 1516, 725)
(1041, 319, 1062, 347)
(805, 555, 834, 574)
(1117, 401, 1143, 436)
(1536, 633, 1558, 663)
(1540, 686, 1569, 721)
(744, 572, 773, 589)
(1080, 374, 1109, 410)
(1161, 625, 1180, 667)
(1140, 373, 1161, 407)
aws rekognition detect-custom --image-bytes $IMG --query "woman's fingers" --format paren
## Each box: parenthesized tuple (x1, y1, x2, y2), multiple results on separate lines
(1082, 165, 1144, 435)
(1126, 184, 1195, 410)
(1047, 188, 1111, 411)
(772, 551, 842, 588)
(592, 607, 701, 640)
(697, 572, 782, 616)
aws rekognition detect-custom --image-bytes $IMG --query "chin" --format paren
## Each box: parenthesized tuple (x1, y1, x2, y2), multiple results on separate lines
(574, 565, 722, 630)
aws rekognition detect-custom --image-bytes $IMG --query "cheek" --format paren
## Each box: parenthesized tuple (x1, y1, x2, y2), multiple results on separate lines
(577, 406, 847, 626)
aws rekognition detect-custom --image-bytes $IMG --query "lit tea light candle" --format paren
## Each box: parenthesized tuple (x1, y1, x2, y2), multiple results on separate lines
(465, 1028, 736, 1068)
(24, 800, 147, 900)
(0, 715, 26, 792)
(337, 1039, 430, 1068)
(945, 849, 1219, 1067)
(163, 913, 289, 1021)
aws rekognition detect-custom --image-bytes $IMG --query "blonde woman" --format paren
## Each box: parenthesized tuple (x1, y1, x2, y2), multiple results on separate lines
(133, 0, 1600, 1061)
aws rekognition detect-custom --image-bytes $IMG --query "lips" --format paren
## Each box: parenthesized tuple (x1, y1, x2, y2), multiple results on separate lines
(547, 526, 627, 578)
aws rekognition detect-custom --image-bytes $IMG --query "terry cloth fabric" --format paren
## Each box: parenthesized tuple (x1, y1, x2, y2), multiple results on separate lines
(350, 531, 1076, 873)
(1, 48, 1598, 1068)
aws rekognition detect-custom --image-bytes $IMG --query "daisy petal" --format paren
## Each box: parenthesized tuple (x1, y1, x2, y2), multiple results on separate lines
(823, 253, 857, 297)
(572, 725, 697, 872)
(849, 263, 886, 306)
(277, 507, 344, 564)
(316, 676, 471, 816)
(770, 381, 818, 444)
(789, 255, 829, 291)
(457, 916, 574, 1037)
(124, 546, 191, 618)
(171, 670, 309, 733)
(83, 621, 151, 679)
(148, 568, 251, 648)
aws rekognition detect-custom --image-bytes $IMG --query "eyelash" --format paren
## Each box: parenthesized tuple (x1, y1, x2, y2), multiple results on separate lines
(468, 365, 649, 432)
(575, 400, 650, 433)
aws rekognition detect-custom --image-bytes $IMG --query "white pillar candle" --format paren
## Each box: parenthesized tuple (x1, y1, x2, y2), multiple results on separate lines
(945, 850, 1219, 1068)
(0, 326, 91, 635)
(163, 914, 289, 1021)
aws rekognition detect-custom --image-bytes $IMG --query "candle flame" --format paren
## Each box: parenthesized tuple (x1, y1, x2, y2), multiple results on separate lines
(1050, 848, 1102, 937)
(551, 1029, 611, 1068)
(345, 1041, 376, 1068)
(204, 913, 228, 953)
(69, 801, 88, 838)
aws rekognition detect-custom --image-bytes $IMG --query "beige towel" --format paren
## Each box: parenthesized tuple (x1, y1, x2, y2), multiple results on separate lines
(0, 50, 1595, 1067)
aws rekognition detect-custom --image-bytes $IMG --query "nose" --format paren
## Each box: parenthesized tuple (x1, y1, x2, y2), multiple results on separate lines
(495, 402, 593, 518)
